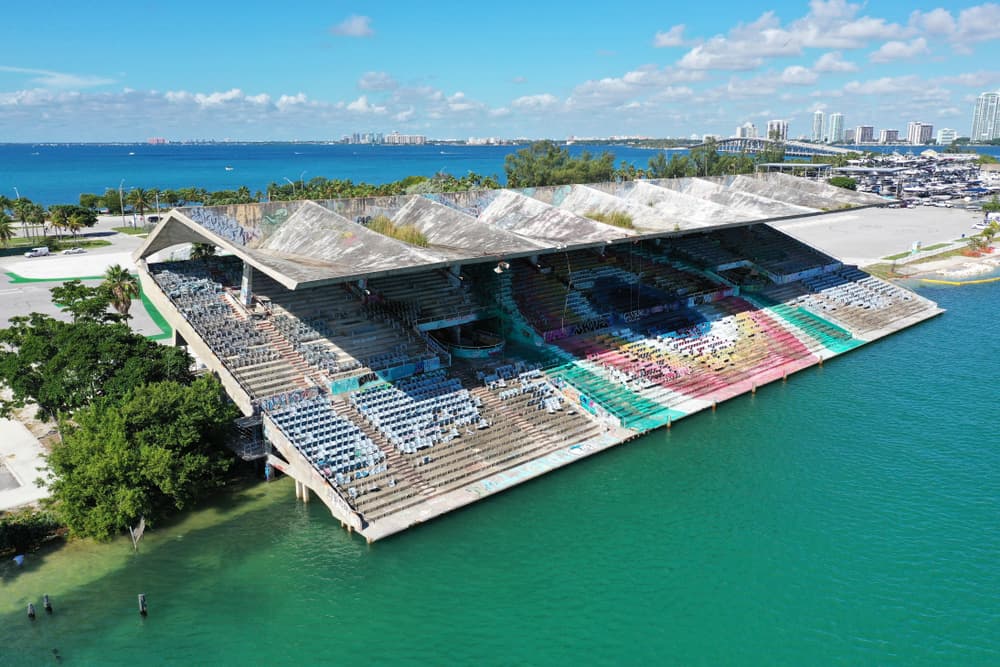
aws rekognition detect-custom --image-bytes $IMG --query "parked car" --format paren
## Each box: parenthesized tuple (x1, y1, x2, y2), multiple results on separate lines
(24, 247, 50, 258)
(63, 247, 86, 255)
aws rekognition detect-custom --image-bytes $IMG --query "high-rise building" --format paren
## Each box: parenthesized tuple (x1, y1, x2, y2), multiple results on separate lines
(854, 125, 875, 143)
(879, 129, 899, 144)
(906, 121, 933, 145)
(936, 128, 958, 145)
(735, 122, 757, 138)
(843, 128, 855, 143)
(766, 119, 788, 141)
(812, 111, 825, 142)
(971, 91, 1000, 141)
(827, 113, 844, 143)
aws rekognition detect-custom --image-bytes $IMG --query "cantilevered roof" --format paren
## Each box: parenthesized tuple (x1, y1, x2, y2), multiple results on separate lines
(623, 181, 756, 226)
(136, 174, 887, 290)
(546, 184, 687, 233)
(392, 196, 548, 259)
(477, 189, 633, 244)
(650, 177, 818, 218)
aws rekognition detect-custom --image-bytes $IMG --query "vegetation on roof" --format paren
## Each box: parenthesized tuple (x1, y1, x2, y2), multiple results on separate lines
(584, 210, 635, 229)
(366, 215, 430, 247)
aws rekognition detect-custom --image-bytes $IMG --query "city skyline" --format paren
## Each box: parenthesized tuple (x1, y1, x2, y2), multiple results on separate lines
(1, 1, 999, 142)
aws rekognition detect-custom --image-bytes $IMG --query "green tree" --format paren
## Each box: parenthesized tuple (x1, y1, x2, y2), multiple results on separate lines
(49, 206, 67, 240)
(128, 187, 150, 224)
(79, 193, 102, 209)
(0, 212, 15, 248)
(43, 375, 238, 539)
(50, 280, 119, 324)
(190, 243, 217, 261)
(982, 195, 1000, 213)
(504, 140, 615, 187)
(65, 213, 85, 239)
(0, 312, 192, 421)
(102, 264, 140, 317)
(102, 188, 124, 215)
(828, 176, 858, 190)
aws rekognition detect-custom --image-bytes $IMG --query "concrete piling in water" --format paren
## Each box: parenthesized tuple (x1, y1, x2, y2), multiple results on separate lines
(27, 603, 36, 620)
(138, 593, 148, 616)
(301, 484, 310, 503)
(43, 595, 52, 614)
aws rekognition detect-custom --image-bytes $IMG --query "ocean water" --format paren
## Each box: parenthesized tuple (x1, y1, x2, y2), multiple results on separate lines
(2, 282, 997, 665)
(0, 142, 664, 207)
(8, 142, 995, 209)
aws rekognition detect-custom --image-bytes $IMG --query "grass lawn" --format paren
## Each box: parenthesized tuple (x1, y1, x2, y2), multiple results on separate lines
(113, 226, 149, 236)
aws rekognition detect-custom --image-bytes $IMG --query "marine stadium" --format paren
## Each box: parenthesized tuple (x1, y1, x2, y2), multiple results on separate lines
(134, 173, 942, 542)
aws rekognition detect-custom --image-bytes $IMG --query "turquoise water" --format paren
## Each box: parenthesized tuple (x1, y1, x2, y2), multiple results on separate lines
(5, 143, 998, 208)
(2, 282, 997, 665)
(0, 142, 664, 207)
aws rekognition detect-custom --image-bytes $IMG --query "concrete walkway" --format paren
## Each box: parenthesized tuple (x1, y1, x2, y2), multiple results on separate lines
(0, 417, 50, 511)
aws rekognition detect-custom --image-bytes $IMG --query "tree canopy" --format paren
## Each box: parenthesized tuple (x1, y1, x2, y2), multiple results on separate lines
(0, 311, 191, 420)
(504, 141, 615, 187)
(43, 375, 238, 539)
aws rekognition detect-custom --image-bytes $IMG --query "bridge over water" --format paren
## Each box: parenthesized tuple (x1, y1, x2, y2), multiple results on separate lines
(694, 138, 853, 158)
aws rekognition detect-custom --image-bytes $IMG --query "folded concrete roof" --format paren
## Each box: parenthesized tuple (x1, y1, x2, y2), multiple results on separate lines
(135, 174, 886, 290)
(549, 184, 687, 233)
(622, 181, 755, 226)
(392, 195, 548, 259)
(651, 177, 818, 218)
(478, 189, 633, 244)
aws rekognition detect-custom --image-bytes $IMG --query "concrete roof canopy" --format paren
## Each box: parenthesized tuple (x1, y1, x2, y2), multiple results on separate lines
(622, 181, 755, 227)
(548, 184, 686, 233)
(650, 177, 818, 218)
(477, 189, 634, 244)
(392, 195, 549, 259)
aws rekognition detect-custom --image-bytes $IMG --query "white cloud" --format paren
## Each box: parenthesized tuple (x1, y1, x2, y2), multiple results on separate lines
(0, 65, 114, 89)
(393, 106, 415, 122)
(870, 37, 929, 63)
(813, 51, 858, 72)
(276, 93, 308, 110)
(511, 93, 559, 110)
(909, 8, 956, 36)
(653, 25, 687, 48)
(676, 2, 909, 71)
(909, 4, 1000, 52)
(781, 65, 818, 85)
(345, 95, 386, 113)
(330, 15, 374, 37)
(358, 71, 398, 91)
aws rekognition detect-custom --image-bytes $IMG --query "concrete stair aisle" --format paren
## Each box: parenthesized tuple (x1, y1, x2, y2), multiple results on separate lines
(252, 318, 322, 389)
(336, 399, 437, 498)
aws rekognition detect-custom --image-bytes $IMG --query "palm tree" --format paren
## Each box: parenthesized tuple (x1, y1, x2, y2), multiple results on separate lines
(128, 188, 150, 226)
(0, 212, 15, 248)
(190, 243, 217, 261)
(49, 207, 67, 240)
(102, 264, 140, 317)
(66, 213, 86, 239)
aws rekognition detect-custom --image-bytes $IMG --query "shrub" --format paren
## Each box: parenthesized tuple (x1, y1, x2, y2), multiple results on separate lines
(365, 215, 429, 247)
(584, 210, 635, 229)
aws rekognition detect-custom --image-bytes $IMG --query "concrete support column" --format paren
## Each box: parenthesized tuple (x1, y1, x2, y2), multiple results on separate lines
(240, 262, 254, 307)
(301, 484, 310, 503)
(294, 479, 302, 500)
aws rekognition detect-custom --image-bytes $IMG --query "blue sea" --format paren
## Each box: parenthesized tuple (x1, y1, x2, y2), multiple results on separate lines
(0, 142, 665, 207)
(5, 142, 995, 208)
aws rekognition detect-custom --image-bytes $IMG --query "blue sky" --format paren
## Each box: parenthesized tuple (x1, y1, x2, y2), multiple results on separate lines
(1, 1, 998, 141)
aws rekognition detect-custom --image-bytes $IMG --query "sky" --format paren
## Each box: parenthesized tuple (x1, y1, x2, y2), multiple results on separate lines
(1, 0, 998, 142)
